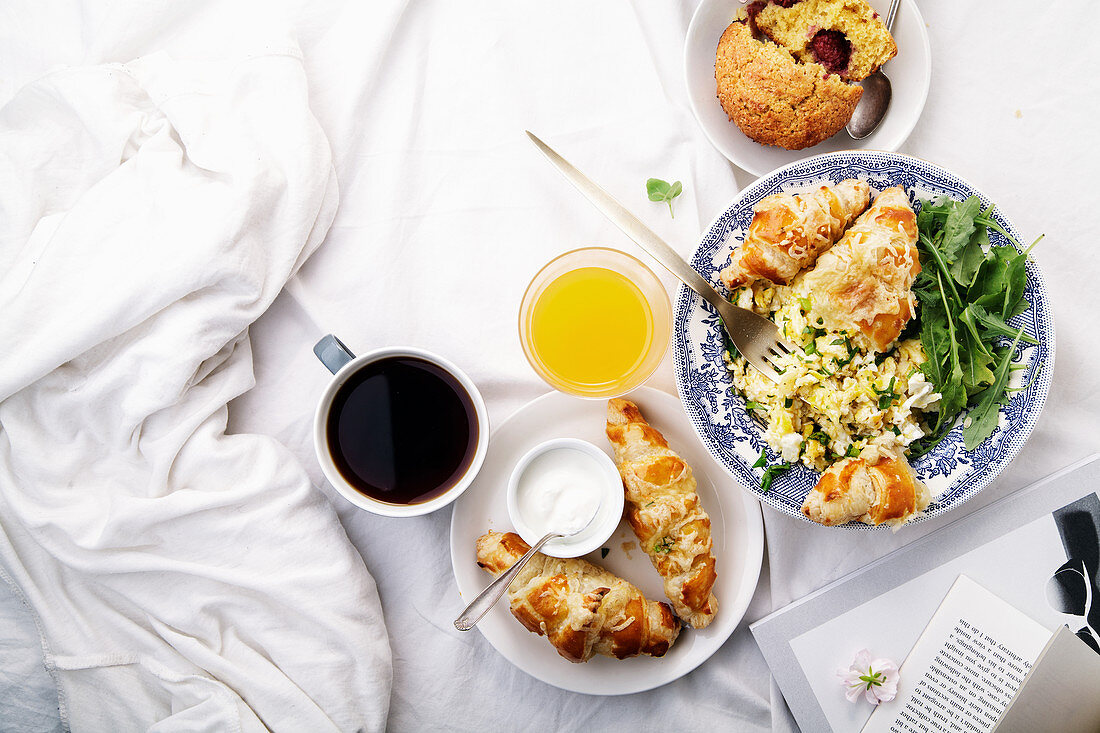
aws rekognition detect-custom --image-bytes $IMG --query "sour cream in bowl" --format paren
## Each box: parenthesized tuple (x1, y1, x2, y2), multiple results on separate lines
(506, 438, 624, 559)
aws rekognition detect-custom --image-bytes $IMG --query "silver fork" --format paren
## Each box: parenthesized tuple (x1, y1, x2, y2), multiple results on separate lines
(526, 131, 795, 383)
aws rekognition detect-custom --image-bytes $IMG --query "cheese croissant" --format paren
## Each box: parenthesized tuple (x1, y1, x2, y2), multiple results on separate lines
(801, 454, 930, 528)
(605, 399, 718, 629)
(800, 185, 920, 352)
(720, 178, 870, 289)
(475, 531, 680, 663)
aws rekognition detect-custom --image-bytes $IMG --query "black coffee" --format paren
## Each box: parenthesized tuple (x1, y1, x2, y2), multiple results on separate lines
(327, 356, 478, 505)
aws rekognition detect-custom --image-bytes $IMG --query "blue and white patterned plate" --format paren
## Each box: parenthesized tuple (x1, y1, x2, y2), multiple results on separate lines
(673, 151, 1055, 529)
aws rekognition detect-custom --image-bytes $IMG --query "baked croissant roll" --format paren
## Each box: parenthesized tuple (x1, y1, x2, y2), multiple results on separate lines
(801, 454, 930, 528)
(800, 186, 920, 352)
(719, 178, 870, 289)
(475, 531, 680, 663)
(605, 399, 718, 628)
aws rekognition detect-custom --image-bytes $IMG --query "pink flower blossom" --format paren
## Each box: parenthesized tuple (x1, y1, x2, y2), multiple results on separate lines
(837, 649, 899, 704)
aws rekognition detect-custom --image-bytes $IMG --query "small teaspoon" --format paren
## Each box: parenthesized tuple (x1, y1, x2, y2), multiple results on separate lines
(846, 0, 901, 139)
(453, 506, 598, 632)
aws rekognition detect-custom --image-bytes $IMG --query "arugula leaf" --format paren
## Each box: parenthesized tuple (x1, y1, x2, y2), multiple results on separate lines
(958, 324, 995, 396)
(957, 306, 996, 394)
(962, 329, 1025, 449)
(970, 245, 1027, 319)
(1001, 243, 1032, 318)
(918, 230, 964, 308)
(950, 214, 990, 287)
(646, 177, 683, 218)
(940, 195, 982, 266)
(965, 303, 1038, 345)
(918, 293, 950, 393)
(929, 271, 967, 435)
(913, 195, 1040, 456)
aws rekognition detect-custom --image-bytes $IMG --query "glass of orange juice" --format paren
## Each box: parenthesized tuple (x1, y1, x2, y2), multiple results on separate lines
(519, 247, 671, 398)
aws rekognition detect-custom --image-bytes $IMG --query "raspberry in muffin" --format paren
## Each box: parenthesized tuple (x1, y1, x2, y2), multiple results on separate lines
(752, 0, 897, 81)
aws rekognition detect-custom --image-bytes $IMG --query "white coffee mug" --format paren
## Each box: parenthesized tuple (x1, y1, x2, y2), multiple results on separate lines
(312, 334, 489, 517)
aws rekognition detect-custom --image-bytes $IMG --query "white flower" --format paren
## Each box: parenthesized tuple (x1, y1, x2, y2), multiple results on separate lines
(837, 649, 899, 704)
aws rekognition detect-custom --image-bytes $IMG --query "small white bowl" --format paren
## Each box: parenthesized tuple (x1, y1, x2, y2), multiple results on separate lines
(506, 438, 624, 559)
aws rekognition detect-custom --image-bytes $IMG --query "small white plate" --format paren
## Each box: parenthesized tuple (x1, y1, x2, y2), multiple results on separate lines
(684, 0, 931, 176)
(449, 386, 764, 695)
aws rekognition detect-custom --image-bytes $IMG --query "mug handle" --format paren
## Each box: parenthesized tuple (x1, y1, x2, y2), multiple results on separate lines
(314, 334, 356, 375)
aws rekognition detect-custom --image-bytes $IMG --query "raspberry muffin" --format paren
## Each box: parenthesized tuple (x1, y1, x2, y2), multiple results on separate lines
(714, 0, 897, 150)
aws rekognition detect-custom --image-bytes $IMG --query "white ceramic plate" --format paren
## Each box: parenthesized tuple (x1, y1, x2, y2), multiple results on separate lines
(684, 0, 931, 176)
(673, 151, 1054, 529)
(449, 386, 764, 694)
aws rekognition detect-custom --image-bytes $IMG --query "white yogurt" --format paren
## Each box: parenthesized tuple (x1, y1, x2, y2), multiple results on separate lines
(515, 448, 604, 537)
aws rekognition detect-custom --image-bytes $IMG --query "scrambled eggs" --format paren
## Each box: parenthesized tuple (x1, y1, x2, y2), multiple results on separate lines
(724, 280, 941, 471)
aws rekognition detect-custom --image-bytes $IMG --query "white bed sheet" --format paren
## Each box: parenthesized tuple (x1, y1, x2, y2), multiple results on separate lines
(3, 1, 1099, 730)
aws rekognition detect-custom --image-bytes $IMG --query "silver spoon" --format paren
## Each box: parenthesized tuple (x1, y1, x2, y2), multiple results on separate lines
(846, 0, 901, 139)
(453, 505, 599, 632)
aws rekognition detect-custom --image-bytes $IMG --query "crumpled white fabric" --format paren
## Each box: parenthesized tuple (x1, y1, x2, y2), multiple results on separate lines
(0, 41, 391, 732)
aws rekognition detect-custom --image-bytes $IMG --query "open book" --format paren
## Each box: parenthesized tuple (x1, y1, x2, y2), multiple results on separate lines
(861, 575, 1049, 732)
(752, 455, 1100, 732)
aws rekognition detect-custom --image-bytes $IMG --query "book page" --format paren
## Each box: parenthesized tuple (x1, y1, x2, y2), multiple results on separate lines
(862, 575, 1051, 733)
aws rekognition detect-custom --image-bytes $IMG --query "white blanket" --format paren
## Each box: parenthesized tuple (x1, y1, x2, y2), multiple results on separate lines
(0, 39, 390, 733)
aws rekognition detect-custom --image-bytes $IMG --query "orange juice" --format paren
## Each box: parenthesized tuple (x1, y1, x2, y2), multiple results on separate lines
(529, 266, 655, 393)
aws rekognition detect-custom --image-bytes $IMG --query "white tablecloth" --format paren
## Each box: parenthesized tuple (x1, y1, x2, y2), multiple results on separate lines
(2, 1, 1098, 730)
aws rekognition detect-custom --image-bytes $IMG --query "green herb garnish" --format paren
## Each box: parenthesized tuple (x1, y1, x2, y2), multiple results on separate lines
(600, 547, 610, 559)
(873, 376, 898, 410)
(646, 178, 683, 218)
(653, 536, 674, 554)
(761, 462, 791, 493)
(753, 449, 791, 492)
